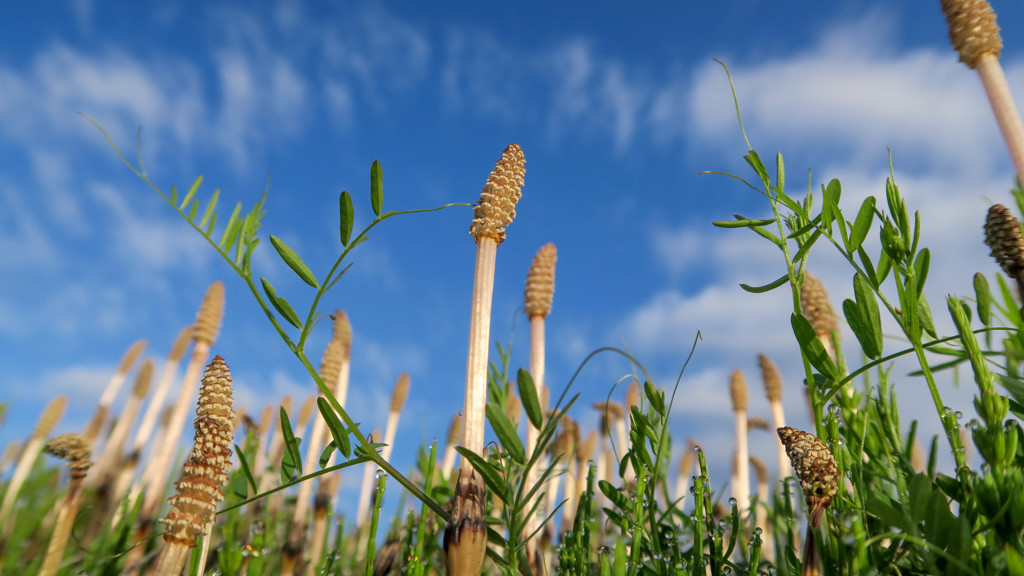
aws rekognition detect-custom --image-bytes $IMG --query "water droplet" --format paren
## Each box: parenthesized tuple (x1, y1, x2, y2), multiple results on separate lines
(598, 546, 609, 555)
(955, 411, 964, 420)
(754, 527, 763, 536)
(375, 469, 386, 479)
(728, 497, 738, 508)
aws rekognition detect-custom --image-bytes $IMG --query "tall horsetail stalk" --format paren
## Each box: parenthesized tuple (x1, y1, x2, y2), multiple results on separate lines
(127, 282, 224, 574)
(84, 339, 147, 446)
(282, 332, 349, 576)
(357, 374, 410, 527)
(91, 359, 153, 489)
(444, 143, 525, 576)
(729, 369, 751, 515)
(122, 325, 192, 506)
(523, 242, 556, 570)
(308, 311, 352, 573)
(758, 353, 791, 480)
(147, 356, 235, 576)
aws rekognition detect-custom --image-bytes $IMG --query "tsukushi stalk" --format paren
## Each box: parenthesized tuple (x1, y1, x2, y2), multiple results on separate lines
(146, 356, 235, 576)
(444, 143, 525, 576)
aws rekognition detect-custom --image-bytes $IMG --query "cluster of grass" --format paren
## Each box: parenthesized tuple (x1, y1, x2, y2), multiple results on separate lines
(5, 1, 1024, 574)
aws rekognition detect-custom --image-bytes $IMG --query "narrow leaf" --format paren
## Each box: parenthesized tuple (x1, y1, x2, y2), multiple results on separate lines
(854, 273, 884, 359)
(319, 441, 336, 469)
(913, 248, 930, 297)
(318, 397, 352, 459)
(918, 294, 937, 339)
(643, 381, 664, 416)
(279, 407, 302, 483)
(712, 217, 777, 229)
(517, 368, 543, 429)
(270, 235, 319, 288)
(262, 277, 302, 329)
(339, 191, 354, 246)
(187, 197, 199, 220)
(776, 151, 785, 192)
(199, 188, 220, 230)
(791, 228, 823, 263)
(744, 151, 770, 188)
(849, 196, 876, 252)
(455, 447, 510, 503)
(180, 175, 202, 211)
(739, 274, 790, 294)
(486, 403, 525, 465)
(370, 160, 383, 217)
(843, 299, 875, 360)
(235, 445, 259, 494)
(231, 473, 249, 500)
(218, 202, 243, 248)
(204, 213, 217, 237)
(749, 224, 783, 246)
(974, 272, 993, 327)
(791, 313, 838, 379)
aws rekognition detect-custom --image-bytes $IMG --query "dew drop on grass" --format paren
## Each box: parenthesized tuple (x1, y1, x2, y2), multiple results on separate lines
(728, 497, 738, 508)
(375, 469, 386, 479)
(754, 527, 763, 536)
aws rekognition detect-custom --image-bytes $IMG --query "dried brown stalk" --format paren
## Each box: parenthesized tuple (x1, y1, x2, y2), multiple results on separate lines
(147, 356, 235, 576)
(38, 434, 91, 576)
(446, 144, 524, 575)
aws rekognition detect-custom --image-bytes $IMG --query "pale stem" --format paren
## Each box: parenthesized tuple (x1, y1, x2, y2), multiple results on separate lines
(38, 480, 84, 576)
(461, 239, 499, 460)
(976, 54, 1024, 183)
(769, 400, 791, 479)
(734, 412, 750, 513)
(524, 315, 546, 559)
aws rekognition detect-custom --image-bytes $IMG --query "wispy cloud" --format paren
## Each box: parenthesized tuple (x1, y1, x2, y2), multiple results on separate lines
(689, 13, 1020, 177)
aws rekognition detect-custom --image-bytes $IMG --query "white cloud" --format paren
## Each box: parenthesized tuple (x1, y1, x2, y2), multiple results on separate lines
(0, 178, 59, 271)
(0, 43, 204, 163)
(689, 15, 1017, 177)
(90, 183, 212, 273)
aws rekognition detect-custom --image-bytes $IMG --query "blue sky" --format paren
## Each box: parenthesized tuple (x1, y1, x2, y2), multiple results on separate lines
(3, 0, 1024, 515)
